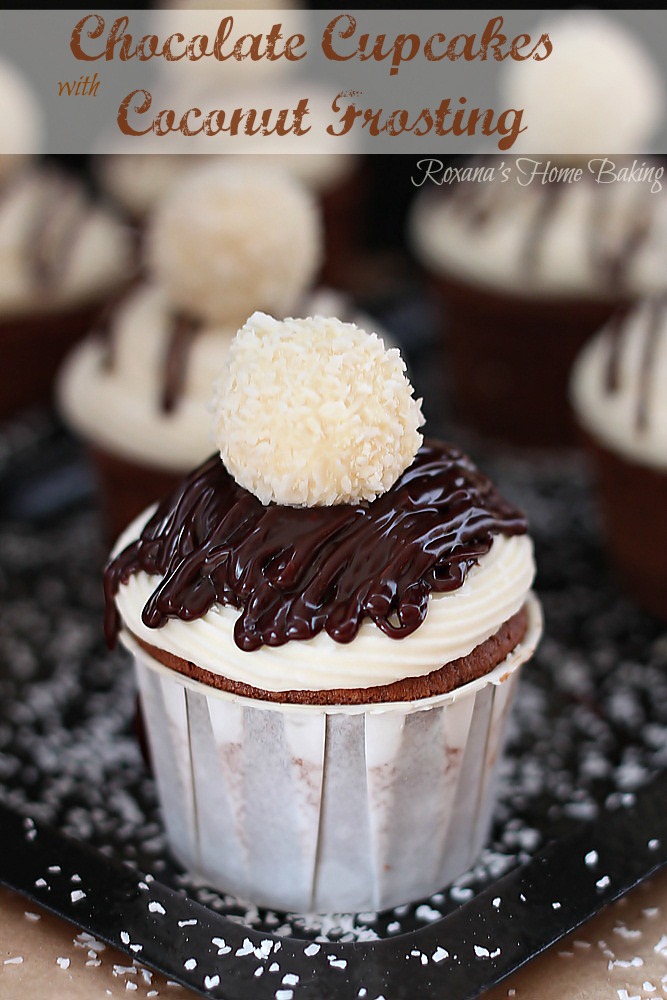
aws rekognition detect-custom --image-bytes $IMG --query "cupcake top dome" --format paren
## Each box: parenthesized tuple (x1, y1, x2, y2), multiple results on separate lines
(409, 159, 667, 300)
(212, 312, 424, 506)
(570, 297, 667, 470)
(147, 164, 322, 327)
(502, 12, 664, 154)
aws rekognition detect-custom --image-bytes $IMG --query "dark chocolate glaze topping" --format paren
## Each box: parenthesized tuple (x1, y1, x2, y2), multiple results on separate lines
(104, 441, 528, 652)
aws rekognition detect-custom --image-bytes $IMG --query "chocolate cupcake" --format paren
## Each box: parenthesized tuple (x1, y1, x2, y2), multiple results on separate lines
(410, 160, 667, 448)
(57, 164, 323, 540)
(0, 167, 133, 420)
(570, 298, 667, 620)
(104, 312, 541, 913)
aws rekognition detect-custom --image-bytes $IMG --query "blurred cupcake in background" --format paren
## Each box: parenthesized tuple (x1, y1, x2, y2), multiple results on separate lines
(97, 108, 362, 290)
(0, 59, 134, 420)
(570, 298, 667, 620)
(96, 0, 364, 289)
(409, 12, 667, 448)
(58, 163, 379, 540)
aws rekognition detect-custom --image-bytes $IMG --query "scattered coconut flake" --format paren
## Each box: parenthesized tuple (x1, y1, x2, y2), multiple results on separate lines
(610, 957, 644, 969)
(304, 944, 320, 957)
(654, 935, 667, 956)
(184, 958, 197, 970)
(585, 850, 598, 867)
(56, 957, 70, 970)
(276, 991, 293, 1000)
(415, 904, 442, 923)
(47, 865, 61, 874)
(613, 925, 642, 940)
(148, 901, 166, 915)
(34, 878, 47, 888)
(4, 957, 23, 965)
(24, 911, 40, 922)
(432, 947, 449, 963)
(212, 313, 424, 507)
(120, 931, 130, 945)
(205, 975, 220, 989)
(596, 876, 611, 890)
(282, 973, 299, 986)
(70, 889, 86, 903)
(178, 919, 198, 927)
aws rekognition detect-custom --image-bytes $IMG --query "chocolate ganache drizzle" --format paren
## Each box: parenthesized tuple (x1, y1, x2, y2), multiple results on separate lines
(104, 441, 527, 652)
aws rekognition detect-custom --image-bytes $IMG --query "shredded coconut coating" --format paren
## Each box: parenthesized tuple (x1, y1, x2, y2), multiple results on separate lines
(147, 165, 322, 326)
(212, 313, 425, 507)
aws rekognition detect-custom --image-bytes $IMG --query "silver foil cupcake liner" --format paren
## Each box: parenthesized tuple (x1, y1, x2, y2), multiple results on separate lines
(126, 594, 542, 914)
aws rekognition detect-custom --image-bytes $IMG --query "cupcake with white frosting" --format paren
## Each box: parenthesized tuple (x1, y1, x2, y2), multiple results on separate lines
(58, 163, 381, 538)
(104, 311, 541, 913)
(570, 298, 667, 619)
(409, 12, 667, 447)
(0, 62, 133, 419)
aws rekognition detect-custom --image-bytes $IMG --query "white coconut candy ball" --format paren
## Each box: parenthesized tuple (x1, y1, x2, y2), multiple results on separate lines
(0, 59, 42, 186)
(212, 312, 425, 507)
(502, 11, 665, 153)
(148, 165, 322, 327)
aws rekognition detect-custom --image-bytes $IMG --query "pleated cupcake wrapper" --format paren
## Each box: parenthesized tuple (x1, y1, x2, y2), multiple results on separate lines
(127, 593, 542, 914)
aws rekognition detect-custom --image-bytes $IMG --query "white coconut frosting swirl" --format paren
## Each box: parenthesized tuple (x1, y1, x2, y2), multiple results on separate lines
(0, 169, 132, 317)
(570, 298, 667, 469)
(57, 285, 387, 472)
(113, 511, 536, 693)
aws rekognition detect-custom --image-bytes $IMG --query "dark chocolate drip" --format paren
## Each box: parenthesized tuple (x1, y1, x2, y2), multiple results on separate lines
(636, 297, 663, 432)
(521, 182, 563, 277)
(28, 174, 86, 289)
(590, 194, 651, 291)
(451, 180, 494, 229)
(604, 307, 630, 394)
(160, 312, 202, 413)
(97, 277, 143, 371)
(104, 442, 528, 652)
